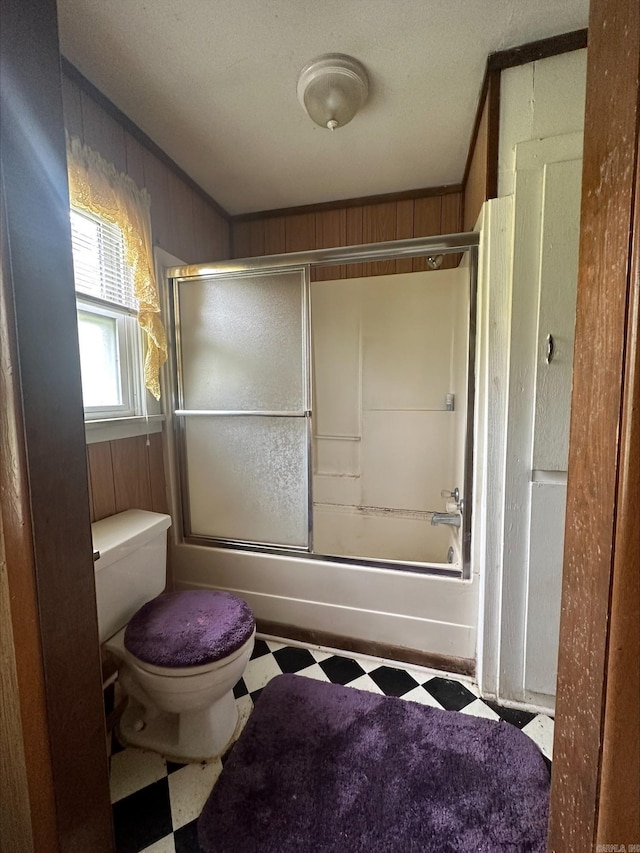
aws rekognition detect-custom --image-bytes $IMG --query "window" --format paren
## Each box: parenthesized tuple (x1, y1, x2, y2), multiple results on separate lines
(71, 208, 144, 419)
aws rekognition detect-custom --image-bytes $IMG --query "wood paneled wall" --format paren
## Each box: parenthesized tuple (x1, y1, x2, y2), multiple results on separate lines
(61, 69, 230, 265)
(87, 433, 172, 586)
(87, 434, 169, 523)
(462, 72, 500, 231)
(231, 190, 463, 279)
(61, 66, 226, 544)
(87, 432, 173, 589)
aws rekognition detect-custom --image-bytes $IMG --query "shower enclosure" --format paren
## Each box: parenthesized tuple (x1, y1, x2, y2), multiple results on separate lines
(168, 233, 477, 579)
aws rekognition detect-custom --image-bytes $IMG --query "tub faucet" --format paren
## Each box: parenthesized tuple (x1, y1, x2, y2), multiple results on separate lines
(431, 512, 461, 529)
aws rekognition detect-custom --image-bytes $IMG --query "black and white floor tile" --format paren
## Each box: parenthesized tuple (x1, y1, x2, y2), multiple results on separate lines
(109, 637, 554, 853)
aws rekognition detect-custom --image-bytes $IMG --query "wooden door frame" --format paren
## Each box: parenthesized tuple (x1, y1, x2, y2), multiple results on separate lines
(548, 0, 640, 847)
(0, 0, 114, 850)
(1, 0, 638, 849)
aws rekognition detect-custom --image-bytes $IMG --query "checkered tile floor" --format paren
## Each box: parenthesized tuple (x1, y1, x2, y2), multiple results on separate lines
(109, 637, 554, 853)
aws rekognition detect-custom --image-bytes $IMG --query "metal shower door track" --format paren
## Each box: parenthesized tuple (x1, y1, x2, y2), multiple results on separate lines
(167, 231, 479, 279)
(168, 231, 479, 580)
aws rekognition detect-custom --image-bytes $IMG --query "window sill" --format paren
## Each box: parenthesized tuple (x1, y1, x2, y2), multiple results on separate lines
(85, 414, 165, 445)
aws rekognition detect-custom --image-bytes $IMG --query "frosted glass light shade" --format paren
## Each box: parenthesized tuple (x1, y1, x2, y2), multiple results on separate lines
(297, 54, 369, 131)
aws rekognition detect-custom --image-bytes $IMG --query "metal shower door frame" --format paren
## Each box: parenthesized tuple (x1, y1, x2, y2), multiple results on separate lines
(167, 231, 479, 579)
(171, 263, 313, 552)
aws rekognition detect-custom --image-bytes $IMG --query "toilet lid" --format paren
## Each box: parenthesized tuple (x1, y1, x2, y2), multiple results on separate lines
(124, 590, 255, 668)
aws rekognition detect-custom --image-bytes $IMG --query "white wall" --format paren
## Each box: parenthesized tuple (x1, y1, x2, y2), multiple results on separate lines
(472, 196, 514, 699)
(479, 49, 587, 711)
(498, 49, 587, 197)
(312, 269, 468, 565)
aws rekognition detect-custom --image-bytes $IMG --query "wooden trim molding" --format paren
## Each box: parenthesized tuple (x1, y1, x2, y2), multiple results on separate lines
(1, 187, 55, 853)
(487, 29, 588, 72)
(596, 156, 640, 841)
(462, 28, 587, 227)
(60, 57, 231, 222)
(484, 70, 501, 200)
(232, 183, 463, 225)
(547, 0, 640, 848)
(1, 0, 114, 849)
(256, 620, 475, 678)
(0, 514, 37, 851)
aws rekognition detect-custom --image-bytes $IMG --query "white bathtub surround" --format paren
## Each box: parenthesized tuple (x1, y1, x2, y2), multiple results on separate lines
(311, 269, 468, 567)
(173, 547, 478, 662)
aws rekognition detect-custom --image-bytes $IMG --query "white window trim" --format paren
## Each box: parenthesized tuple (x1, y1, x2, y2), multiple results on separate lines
(70, 205, 164, 442)
(85, 413, 165, 445)
(81, 247, 183, 444)
(77, 298, 143, 421)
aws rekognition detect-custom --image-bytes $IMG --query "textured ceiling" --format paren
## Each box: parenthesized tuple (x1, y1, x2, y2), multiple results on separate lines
(56, 0, 589, 215)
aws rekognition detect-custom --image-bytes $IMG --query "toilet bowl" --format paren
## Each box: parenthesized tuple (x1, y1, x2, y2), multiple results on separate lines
(92, 509, 255, 763)
(106, 623, 254, 761)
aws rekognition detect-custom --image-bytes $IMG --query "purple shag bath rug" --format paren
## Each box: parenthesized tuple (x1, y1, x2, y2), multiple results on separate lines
(198, 674, 549, 853)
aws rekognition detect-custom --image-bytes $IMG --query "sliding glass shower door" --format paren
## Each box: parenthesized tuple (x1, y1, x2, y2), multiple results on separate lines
(174, 267, 310, 549)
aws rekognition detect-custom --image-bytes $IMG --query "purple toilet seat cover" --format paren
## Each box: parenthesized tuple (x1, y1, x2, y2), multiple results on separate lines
(124, 590, 255, 668)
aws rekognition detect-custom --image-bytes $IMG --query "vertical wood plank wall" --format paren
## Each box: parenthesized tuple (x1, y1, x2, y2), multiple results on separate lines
(61, 72, 231, 530)
(462, 70, 500, 231)
(463, 96, 490, 232)
(86, 434, 169, 522)
(231, 191, 463, 279)
(464, 99, 490, 232)
(61, 72, 230, 265)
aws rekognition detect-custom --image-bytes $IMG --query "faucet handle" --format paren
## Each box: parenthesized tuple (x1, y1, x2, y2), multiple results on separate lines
(441, 487, 460, 504)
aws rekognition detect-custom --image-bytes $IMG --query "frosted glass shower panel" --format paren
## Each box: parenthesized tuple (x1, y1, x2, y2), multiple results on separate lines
(185, 416, 309, 547)
(178, 270, 305, 411)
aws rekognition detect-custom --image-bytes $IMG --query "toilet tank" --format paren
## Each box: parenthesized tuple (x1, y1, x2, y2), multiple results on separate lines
(92, 509, 172, 643)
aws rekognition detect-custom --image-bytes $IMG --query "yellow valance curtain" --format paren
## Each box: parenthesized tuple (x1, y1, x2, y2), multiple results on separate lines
(66, 134, 167, 400)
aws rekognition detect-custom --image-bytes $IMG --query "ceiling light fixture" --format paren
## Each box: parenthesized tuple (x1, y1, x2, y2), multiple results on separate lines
(297, 54, 369, 131)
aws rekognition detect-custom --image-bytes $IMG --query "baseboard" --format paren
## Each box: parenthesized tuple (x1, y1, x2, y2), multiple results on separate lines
(256, 619, 476, 678)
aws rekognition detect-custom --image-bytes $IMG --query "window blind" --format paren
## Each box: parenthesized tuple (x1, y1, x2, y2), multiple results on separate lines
(70, 208, 137, 310)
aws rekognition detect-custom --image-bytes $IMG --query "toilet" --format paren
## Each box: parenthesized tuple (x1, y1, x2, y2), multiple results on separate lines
(92, 509, 255, 763)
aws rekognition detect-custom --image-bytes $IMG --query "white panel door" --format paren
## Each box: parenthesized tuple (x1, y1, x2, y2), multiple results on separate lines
(532, 159, 582, 471)
(500, 132, 583, 707)
(524, 482, 567, 695)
